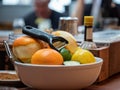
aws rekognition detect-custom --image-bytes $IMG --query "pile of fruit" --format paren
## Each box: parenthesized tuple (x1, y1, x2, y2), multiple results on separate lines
(12, 31, 96, 66)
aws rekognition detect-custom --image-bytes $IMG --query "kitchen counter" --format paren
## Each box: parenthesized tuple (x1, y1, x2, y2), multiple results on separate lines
(75, 29, 120, 43)
(0, 30, 11, 42)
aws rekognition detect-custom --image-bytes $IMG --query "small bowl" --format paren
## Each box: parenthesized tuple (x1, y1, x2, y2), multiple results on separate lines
(0, 71, 24, 87)
(14, 57, 103, 89)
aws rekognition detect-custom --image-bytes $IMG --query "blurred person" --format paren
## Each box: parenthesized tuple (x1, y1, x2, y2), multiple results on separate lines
(71, 0, 84, 26)
(24, 0, 65, 30)
(72, 0, 102, 26)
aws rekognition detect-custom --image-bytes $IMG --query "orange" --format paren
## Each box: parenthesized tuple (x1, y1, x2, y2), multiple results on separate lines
(13, 36, 41, 63)
(31, 49, 63, 65)
(13, 36, 50, 49)
(13, 36, 39, 47)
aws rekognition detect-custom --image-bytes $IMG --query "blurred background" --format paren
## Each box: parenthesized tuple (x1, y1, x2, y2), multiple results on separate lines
(0, 0, 120, 30)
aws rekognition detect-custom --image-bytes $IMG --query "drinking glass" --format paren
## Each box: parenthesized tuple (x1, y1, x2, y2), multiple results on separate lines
(13, 18, 25, 34)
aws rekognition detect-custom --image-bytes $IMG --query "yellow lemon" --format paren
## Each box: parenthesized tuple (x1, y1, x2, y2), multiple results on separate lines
(72, 48, 96, 64)
(52, 31, 78, 54)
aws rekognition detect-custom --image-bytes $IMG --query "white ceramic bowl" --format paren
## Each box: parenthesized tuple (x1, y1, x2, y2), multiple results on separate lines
(14, 57, 103, 89)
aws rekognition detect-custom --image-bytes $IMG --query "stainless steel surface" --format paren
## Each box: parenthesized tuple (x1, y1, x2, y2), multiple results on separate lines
(0, 30, 12, 37)
(75, 30, 120, 43)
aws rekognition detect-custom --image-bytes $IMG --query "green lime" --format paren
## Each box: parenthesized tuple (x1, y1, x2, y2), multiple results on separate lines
(60, 48, 72, 61)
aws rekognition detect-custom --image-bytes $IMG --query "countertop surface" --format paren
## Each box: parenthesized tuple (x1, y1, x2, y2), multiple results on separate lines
(0, 30, 12, 37)
(75, 29, 120, 43)
(1, 30, 120, 43)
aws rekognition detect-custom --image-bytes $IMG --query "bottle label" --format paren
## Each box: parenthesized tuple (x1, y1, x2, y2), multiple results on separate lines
(86, 27, 93, 41)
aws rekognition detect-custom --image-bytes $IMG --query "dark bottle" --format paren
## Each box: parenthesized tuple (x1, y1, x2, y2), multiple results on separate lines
(84, 16, 94, 42)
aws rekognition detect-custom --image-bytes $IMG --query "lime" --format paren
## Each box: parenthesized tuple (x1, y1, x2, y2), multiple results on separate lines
(72, 48, 96, 64)
(60, 48, 72, 61)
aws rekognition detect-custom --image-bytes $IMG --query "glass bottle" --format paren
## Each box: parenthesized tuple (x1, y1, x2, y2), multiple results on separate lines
(84, 16, 94, 42)
(80, 16, 97, 50)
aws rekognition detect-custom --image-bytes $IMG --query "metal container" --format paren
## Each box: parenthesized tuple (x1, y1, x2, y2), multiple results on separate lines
(59, 17, 78, 35)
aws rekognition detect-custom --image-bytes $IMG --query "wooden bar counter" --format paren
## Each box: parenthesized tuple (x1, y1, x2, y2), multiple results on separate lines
(75, 30, 120, 82)
(0, 30, 120, 89)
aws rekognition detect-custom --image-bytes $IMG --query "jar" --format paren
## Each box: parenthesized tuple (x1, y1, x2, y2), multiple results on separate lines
(59, 17, 78, 35)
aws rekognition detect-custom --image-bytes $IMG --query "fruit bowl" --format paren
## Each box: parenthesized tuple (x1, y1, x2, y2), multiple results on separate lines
(14, 57, 103, 89)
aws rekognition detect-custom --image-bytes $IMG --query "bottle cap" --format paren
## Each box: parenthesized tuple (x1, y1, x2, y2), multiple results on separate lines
(84, 16, 94, 26)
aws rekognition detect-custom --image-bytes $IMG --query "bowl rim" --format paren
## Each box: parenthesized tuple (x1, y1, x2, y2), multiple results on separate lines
(14, 57, 103, 68)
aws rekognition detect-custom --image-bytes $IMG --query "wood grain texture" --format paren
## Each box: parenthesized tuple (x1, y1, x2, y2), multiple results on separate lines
(109, 42, 120, 76)
(90, 47, 109, 82)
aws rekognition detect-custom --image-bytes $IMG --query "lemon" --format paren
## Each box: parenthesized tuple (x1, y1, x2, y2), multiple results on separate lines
(72, 47, 96, 64)
(60, 48, 72, 61)
(52, 31, 78, 54)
